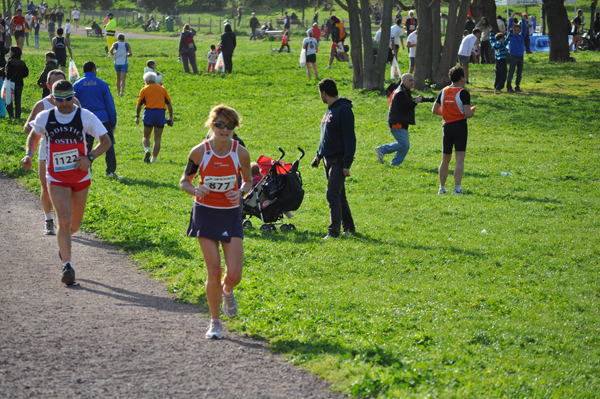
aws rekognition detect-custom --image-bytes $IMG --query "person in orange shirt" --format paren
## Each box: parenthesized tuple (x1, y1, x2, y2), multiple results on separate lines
(135, 72, 174, 163)
(431, 66, 475, 195)
(179, 104, 252, 339)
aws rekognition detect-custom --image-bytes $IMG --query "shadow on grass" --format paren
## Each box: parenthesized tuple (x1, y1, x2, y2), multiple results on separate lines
(412, 165, 492, 179)
(486, 193, 561, 204)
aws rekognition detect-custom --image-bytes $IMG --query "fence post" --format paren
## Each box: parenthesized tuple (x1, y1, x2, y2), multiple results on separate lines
(198, 17, 200, 31)
(219, 18, 222, 33)
(209, 19, 212, 34)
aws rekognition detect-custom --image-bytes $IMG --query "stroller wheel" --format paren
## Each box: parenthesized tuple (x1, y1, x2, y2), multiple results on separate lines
(288, 224, 296, 230)
(260, 224, 274, 232)
(243, 220, 253, 229)
(280, 224, 290, 232)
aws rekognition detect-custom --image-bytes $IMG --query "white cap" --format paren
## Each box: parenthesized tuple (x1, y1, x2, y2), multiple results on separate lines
(307, 29, 313, 35)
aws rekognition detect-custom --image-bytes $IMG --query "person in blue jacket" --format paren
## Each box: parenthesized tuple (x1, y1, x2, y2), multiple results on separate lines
(490, 31, 511, 93)
(73, 60, 121, 178)
(507, 16, 527, 93)
(311, 78, 356, 239)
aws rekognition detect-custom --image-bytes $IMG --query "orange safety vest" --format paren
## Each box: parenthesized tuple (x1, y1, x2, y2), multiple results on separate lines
(440, 86, 466, 124)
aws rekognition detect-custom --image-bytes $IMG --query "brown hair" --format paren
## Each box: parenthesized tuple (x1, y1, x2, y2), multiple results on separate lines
(251, 162, 261, 177)
(204, 105, 241, 136)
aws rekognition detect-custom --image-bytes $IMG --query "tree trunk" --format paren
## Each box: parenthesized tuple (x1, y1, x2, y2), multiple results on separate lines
(336, 0, 393, 90)
(542, 0, 571, 61)
(542, 4, 547, 35)
(430, 0, 471, 88)
(414, 1, 433, 89)
(591, 1, 598, 36)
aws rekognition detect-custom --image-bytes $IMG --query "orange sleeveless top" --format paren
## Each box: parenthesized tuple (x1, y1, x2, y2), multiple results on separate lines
(194, 139, 241, 209)
(440, 87, 466, 124)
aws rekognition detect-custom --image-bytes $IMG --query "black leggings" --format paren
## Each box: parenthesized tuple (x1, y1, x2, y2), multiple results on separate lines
(278, 45, 290, 52)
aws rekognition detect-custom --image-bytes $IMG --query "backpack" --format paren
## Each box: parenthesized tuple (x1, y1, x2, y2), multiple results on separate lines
(185, 33, 195, 50)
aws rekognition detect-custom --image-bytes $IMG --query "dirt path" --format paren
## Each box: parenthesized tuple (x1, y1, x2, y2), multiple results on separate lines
(0, 174, 345, 398)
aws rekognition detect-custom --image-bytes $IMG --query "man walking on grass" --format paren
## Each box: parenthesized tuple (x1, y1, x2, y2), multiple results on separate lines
(311, 78, 356, 239)
(376, 73, 433, 167)
(431, 66, 475, 195)
(21, 79, 112, 285)
(507, 17, 526, 93)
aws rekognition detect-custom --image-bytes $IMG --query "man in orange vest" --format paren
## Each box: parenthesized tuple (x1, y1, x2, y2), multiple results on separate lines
(431, 66, 475, 195)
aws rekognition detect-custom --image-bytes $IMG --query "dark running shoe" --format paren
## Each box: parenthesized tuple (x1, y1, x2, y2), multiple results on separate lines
(61, 263, 75, 285)
(144, 151, 151, 163)
(515, 88, 522, 93)
(44, 219, 55, 235)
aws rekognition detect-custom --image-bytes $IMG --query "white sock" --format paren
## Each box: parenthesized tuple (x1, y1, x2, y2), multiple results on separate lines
(211, 318, 221, 323)
(347, 61, 352, 66)
(440, 185, 446, 190)
(45, 212, 53, 221)
(63, 261, 71, 267)
(150, 157, 157, 163)
(454, 185, 461, 191)
(145, 147, 151, 152)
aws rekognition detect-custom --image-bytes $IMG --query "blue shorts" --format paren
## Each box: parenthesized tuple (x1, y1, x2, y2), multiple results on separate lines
(143, 108, 166, 128)
(187, 203, 243, 243)
(114, 63, 128, 73)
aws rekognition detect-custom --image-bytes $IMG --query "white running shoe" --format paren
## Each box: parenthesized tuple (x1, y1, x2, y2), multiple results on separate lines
(222, 289, 238, 318)
(452, 188, 464, 195)
(375, 147, 384, 164)
(438, 187, 447, 195)
(205, 319, 222, 339)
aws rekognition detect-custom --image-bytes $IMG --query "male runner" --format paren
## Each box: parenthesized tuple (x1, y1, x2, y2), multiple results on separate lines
(24, 69, 81, 236)
(21, 79, 111, 285)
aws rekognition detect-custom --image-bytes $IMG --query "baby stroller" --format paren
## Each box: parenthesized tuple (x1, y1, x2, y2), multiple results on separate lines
(242, 147, 305, 232)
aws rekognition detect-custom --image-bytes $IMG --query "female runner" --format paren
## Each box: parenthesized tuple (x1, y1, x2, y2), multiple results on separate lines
(180, 104, 252, 339)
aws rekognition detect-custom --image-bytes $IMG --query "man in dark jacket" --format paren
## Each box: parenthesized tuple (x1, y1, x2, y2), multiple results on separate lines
(376, 73, 433, 166)
(220, 23, 236, 73)
(36, 51, 57, 98)
(249, 12, 259, 40)
(311, 79, 356, 239)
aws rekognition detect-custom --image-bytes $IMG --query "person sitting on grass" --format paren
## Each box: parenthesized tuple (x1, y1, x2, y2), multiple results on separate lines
(143, 59, 162, 85)
(278, 31, 290, 53)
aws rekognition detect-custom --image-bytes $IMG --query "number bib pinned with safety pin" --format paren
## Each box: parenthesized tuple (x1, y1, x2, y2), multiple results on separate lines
(203, 175, 237, 192)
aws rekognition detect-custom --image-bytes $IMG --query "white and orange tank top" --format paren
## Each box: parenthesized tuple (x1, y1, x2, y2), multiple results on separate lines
(195, 139, 241, 209)
(440, 86, 465, 124)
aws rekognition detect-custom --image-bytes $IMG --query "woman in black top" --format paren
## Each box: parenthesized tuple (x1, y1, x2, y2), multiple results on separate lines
(4, 46, 29, 119)
(220, 23, 237, 73)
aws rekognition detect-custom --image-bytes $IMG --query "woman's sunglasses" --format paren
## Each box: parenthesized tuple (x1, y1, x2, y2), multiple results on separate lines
(213, 121, 236, 130)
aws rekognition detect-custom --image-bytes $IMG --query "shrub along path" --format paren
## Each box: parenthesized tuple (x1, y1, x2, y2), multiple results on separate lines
(0, 174, 345, 398)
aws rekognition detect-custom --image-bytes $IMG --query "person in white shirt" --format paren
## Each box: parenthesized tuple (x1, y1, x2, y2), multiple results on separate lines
(457, 28, 480, 85)
(64, 18, 70, 41)
(71, 7, 79, 29)
(390, 18, 404, 59)
(144, 59, 163, 84)
(302, 28, 319, 79)
(406, 27, 417, 74)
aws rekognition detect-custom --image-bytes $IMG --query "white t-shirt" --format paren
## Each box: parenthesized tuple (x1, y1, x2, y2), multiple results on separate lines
(458, 34, 478, 56)
(302, 37, 318, 56)
(407, 31, 417, 57)
(207, 50, 217, 63)
(30, 106, 107, 182)
(391, 24, 404, 43)
(143, 67, 162, 84)
(37, 97, 55, 161)
(374, 29, 381, 43)
(72, 10, 80, 19)
(65, 22, 71, 33)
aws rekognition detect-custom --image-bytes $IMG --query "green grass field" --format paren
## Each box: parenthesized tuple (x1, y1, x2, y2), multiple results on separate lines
(1, 36, 599, 398)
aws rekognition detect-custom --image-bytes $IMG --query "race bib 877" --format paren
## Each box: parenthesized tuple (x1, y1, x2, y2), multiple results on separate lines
(203, 175, 236, 192)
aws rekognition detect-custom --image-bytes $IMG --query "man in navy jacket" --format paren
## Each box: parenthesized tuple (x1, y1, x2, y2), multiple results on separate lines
(73, 60, 120, 178)
(311, 78, 356, 239)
